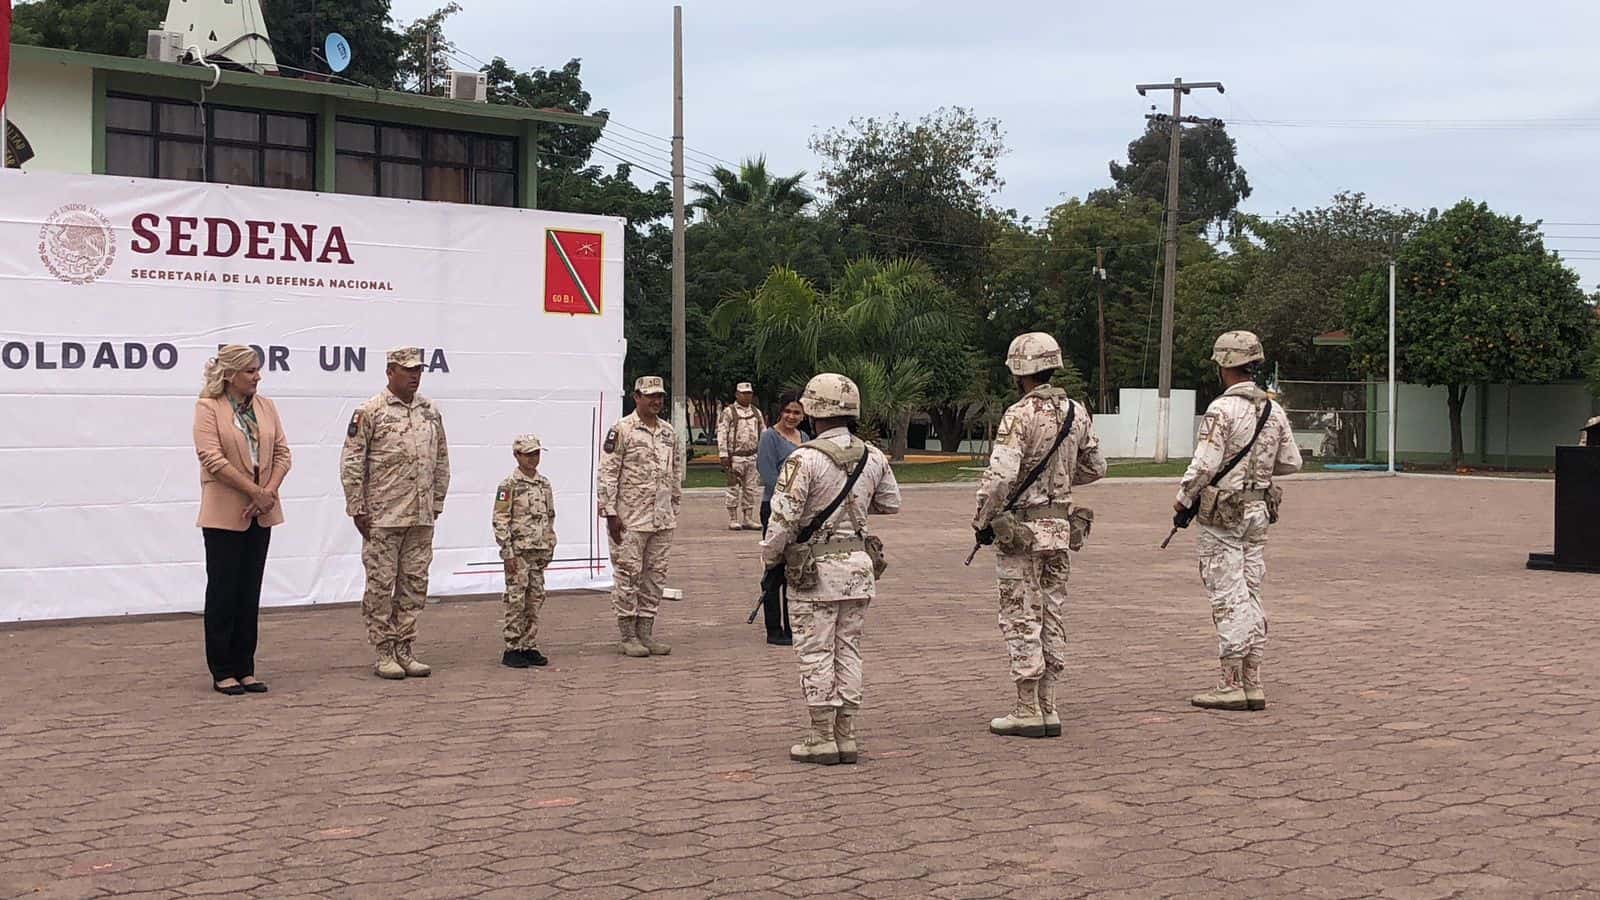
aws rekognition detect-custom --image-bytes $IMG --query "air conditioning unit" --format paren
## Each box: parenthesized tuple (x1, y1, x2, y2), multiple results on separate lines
(146, 30, 184, 63)
(447, 70, 488, 103)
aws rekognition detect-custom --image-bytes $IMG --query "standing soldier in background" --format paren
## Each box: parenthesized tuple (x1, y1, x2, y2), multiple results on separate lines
(493, 434, 556, 669)
(718, 382, 767, 530)
(599, 376, 683, 658)
(762, 373, 901, 765)
(340, 348, 451, 680)
(973, 333, 1105, 739)
(1176, 331, 1302, 712)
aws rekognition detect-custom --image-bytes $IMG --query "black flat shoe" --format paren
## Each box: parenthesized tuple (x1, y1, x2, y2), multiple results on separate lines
(213, 682, 246, 695)
(241, 682, 269, 693)
(502, 650, 530, 668)
(523, 649, 548, 667)
(766, 633, 793, 646)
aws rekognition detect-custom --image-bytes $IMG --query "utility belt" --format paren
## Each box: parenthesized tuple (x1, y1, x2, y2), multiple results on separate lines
(1195, 485, 1283, 528)
(1014, 503, 1073, 523)
(730, 449, 757, 458)
(990, 502, 1095, 554)
(783, 532, 886, 589)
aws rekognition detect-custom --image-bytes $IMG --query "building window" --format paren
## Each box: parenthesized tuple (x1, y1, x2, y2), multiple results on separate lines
(335, 121, 515, 207)
(104, 94, 315, 190)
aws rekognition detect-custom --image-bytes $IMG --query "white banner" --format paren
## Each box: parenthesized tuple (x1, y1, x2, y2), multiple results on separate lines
(0, 170, 624, 622)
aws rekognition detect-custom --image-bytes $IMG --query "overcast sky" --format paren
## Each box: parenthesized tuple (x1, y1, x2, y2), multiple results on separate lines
(393, 0, 1600, 289)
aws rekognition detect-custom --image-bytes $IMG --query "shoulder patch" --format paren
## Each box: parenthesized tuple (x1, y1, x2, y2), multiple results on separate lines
(603, 428, 618, 454)
(347, 411, 362, 438)
(494, 486, 512, 511)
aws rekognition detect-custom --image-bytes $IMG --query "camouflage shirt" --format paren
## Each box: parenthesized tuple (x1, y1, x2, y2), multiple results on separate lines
(760, 427, 902, 602)
(974, 386, 1106, 552)
(597, 412, 683, 532)
(339, 389, 450, 527)
(1177, 382, 1303, 505)
(716, 403, 765, 456)
(492, 469, 556, 561)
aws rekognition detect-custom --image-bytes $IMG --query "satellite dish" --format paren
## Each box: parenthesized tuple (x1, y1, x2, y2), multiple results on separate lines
(325, 33, 352, 73)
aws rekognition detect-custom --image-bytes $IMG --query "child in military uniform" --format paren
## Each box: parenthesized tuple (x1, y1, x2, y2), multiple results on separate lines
(493, 434, 557, 668)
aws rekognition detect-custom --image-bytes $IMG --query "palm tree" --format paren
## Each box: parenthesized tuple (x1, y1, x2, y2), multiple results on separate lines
(711, 257, 958, 459)
(690, 155, 815, 219)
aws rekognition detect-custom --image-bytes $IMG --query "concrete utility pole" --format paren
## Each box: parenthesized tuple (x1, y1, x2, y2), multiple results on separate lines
(1093, 246, 1109, 415)
(670, 5, 688, 472)
(1134, 77, 1223, 462)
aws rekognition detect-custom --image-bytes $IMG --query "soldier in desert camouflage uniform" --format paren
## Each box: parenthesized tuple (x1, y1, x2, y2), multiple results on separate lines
(1177, 331, 1302, 711)
(493, 434, 556, 669)
(340, 347, 451, 680)
(598, 376, 683, 658)
(761, 373, 901, 765)
(974, 332, 1106, 739)
(717, 381, 767, 530)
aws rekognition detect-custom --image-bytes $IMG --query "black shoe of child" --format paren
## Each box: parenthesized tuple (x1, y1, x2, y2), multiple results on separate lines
(501, 650, 530, 668)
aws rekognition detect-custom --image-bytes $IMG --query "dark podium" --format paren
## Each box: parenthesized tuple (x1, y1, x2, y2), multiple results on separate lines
(1527, 428, 1600, 573)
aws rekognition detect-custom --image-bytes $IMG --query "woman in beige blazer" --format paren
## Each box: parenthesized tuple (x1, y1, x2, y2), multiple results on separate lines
(193, 344, 292, 695)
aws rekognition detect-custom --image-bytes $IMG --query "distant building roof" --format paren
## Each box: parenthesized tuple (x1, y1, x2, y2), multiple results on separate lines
(1312, 329, 1351, 347)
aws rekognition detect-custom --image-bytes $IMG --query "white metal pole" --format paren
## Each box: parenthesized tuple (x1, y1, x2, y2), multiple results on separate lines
(1387, 261, 1396, 475)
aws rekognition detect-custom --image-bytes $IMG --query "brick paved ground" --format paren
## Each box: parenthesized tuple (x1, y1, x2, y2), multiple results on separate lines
(3, 475, 1598, 899)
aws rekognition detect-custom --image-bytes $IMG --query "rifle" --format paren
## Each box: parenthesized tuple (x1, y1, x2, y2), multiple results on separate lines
(750, 444, 870, 622)
(967, 400, 1077, 566)
(1162, 400, 1272, 549)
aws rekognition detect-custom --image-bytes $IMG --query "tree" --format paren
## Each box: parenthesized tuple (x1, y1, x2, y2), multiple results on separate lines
(712, 257, 961, 458)
(393, 2, 460, 94)
(1346, 200, 1595, 466)
(810, 107, 1006, 296)
(690, 156, 814, 219)
(259, 0, 404, 87)
(1097, 119, 1251, 238)
(12, 0, 164, 57)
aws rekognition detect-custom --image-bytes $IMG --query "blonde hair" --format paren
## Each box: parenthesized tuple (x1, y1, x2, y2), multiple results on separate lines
(200, 344, 262, 399)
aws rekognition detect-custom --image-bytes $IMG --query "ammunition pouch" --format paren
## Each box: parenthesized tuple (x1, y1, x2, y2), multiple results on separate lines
(1068, 506, 1094, 552)
(864, 534, 888, 578)
(1196, 487, 1270, 529)
(989, 511, 1033, 555)
(1265, 484, 1283, 524)
(783, 543, 819, 590)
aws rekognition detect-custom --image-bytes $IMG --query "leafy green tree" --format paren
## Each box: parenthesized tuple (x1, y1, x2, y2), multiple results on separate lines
(712, 257, 961, 458)
(393, 2, 459, 94)
(1096, 119, 1251, 237)
(12, 0, 164, 57)
(1346, 200, 1595, 466)
(810, 107, 1006, 296)
(260, 0, 403, 86)
(690, 156, 814, 219)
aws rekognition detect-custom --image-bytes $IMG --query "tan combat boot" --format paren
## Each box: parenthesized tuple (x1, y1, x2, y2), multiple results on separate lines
(1191, 660, 1248, 710)
(1242, 653, 1266, 711)
(373, 643, 406, 680)
(395, 642, 431, 678)
(617, 618, 650, 658)
(636, 617, 672, 656)
(1038, 672, 1062, 737)
(789, 706, 841, 765)
(989, 680, 1047, 738)
(835, 703, 860, 764)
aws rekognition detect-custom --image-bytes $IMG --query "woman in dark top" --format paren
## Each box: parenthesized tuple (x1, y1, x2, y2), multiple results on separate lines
(755, 391, 809, 645)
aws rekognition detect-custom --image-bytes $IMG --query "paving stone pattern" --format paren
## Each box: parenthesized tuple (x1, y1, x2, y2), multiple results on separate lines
(2, 476, 1597, 898)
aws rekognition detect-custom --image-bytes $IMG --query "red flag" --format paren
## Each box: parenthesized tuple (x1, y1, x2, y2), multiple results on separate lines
(1, 0, 12, 111)
(543, 229, 604, 315)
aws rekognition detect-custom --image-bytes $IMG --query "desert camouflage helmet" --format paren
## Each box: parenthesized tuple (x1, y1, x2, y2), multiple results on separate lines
(800, 373, 861, 418)
(1005, 332, 1063, 376)
(1212, 330, 1265, 368)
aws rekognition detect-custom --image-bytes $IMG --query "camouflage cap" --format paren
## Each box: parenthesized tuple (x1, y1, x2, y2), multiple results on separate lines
(634, 375, 666, 395)
(1212, 330, 1264, 368)
(735, 382, 754, 394)
(513, 434, 542, 453)
(1005, 332, 1063, 376)
(801, 372, 861, 418)
(386, 347, 425, 369)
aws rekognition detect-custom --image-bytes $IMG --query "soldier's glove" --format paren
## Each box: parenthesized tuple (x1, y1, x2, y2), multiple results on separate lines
(974, 525, 995, 546)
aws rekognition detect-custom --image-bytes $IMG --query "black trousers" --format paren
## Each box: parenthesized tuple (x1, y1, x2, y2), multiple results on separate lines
(759, 501, 792, 639)
(202, 520, 272, 681)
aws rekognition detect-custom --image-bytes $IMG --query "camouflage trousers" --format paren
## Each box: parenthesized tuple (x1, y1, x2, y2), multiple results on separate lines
(790, 597, 869, 708)
(1196, 502, 1270, 659)
(611, 527, 672, 620)
(361, 525, 434, 647)
(996, 549, 1070, 683)
(503, 552, 551, 651)
(724, 456, 760, 521)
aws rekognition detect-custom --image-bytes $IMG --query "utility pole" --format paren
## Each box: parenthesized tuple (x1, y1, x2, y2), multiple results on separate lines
(1134, 77, 1224, 462)
(669, 5, 688, 473)
(1093, 246, 1109, 415)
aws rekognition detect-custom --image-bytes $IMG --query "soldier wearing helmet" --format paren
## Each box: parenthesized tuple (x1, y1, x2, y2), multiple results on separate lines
(974, 332, 1106, 739)
(760, 373, 901, 765)
(1175, 331, 1302, 712)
